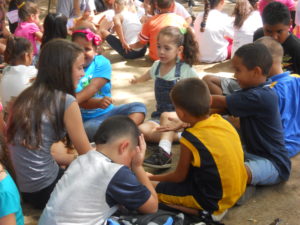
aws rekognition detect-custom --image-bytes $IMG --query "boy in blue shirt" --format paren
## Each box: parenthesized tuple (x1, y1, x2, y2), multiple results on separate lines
(211, 43, 291, 185)
(255, 36, 300, 157)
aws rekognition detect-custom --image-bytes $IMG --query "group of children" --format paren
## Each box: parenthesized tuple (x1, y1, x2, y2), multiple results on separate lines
(0, 0, 299, 224)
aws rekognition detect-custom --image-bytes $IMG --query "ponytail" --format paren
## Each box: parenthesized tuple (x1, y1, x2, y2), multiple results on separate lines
(182, 27, 200, 66)
(201, 0, 222, 32)
(201, 0, 210, 32)
(233, 0, 255, 29)
(4, 36, 32, 65)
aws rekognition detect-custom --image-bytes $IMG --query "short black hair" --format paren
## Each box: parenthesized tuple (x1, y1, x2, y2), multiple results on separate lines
(170, 78, 210, 117)
(262, 2, 291, 26)
(94, 116, 140, 147)
(234, 43, 273, 76)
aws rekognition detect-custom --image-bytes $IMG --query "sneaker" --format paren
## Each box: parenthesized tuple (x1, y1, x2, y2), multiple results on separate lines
(143, 146, 172, 169)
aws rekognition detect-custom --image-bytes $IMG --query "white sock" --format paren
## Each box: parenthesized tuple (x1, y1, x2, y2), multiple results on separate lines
(158, 140, 172, 155)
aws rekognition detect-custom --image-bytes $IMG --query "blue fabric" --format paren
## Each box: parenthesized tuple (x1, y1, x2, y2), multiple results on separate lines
(76, 55, 114, 120)
(0, 172, 24, 225)
(84, 102, 146, 141)
(226, 81, 291, 181)
(244, 152, 281, 185)
(106, 166, 151, 210)
(270, 72, 300, 157)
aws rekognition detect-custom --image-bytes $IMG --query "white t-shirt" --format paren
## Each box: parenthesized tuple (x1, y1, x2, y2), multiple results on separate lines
(194, 10, 234, 63)
(0, 65, 37, 108)
(232, 11, 262, 56)
(174, 2, 191, 19)
(121, 10, 142, 44)
(39, 150, 151, 225)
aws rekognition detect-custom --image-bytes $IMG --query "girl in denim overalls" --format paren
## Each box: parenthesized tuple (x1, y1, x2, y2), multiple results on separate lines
(131, 26, 200, 168)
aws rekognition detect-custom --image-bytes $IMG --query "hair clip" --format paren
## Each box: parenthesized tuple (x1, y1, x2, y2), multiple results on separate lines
(17, 1, 25, 8)
(73, 29, 102, 46)
(180, 27, 187, 35)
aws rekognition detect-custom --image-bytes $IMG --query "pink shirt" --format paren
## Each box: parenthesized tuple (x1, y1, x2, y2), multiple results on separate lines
(258, 0, 295, 14)
(14, 21, 40, 55)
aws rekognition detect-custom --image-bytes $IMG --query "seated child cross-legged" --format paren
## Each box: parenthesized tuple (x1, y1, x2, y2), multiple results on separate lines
(131, 26, 199, 169)
(149, 78, 248, 221)
(39, 116, 158, 225)
(211, 43, 291, 186)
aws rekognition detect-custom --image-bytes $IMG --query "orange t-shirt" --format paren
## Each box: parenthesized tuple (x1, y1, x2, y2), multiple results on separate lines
(139, 13, 187, 61)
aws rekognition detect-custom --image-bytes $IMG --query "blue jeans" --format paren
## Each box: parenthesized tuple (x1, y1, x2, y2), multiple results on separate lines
(83, 102, 146, 141)
(244, 152, 281, 186)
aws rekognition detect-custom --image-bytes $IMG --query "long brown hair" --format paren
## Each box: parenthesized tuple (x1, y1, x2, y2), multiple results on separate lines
(6, 39, 83, 149)
(232, 0, 258, 29)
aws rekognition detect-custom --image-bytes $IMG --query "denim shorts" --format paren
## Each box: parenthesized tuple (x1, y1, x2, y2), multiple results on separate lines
(244, 152, 281, 186)
(83, 102, 146, 141)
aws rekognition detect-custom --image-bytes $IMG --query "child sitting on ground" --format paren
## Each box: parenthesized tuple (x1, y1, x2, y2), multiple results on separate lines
(254, 2, 300, 74)
(131, 26, 199, 168)
(203, 1, 300, 96)
(231, 0, 262, 56)
(211, 43, 291, 186)
(0, 36, 36, 111)
(100, 0, 147, 59)
(38, 116, 158, 225)
(193, 0, 234, 63)
(14, 1, 43, 61)
(130, 0, 187, 61)
(72, 28, 146, 141)
(255, 36, 300, 157)
(149, 78, 247, 221)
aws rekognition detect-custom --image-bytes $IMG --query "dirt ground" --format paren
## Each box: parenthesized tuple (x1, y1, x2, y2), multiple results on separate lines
(21, 0, 300, 225)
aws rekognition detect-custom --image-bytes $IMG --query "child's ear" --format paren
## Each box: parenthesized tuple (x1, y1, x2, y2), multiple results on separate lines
(178, 45, 184, 55)
(253, 66, 263, 78)
(119, 140, 129, 154)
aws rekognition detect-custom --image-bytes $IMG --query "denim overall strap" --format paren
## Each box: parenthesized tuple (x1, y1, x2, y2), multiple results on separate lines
(151, 61, 183, 118)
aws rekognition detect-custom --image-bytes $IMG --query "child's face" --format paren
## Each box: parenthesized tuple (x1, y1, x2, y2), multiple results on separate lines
(73, 37, 97, 68)
(157, 35, 183, 64)
(263, 23, 290, 44)
(72, 53, 85, 88)
(232, 55, 256, 89)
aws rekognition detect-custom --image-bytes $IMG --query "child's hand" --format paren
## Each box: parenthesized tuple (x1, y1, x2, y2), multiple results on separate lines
(131, 134, 146, 168)
(157, 117, 190, 132)
(130, 76, 138, 84)
(98, 97, 113, 109)
(121, 41, 131, 53)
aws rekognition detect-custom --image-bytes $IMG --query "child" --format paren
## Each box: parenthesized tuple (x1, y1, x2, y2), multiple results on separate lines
(193, 0, 234, 63)
(231, 0, 262, 55)
(0, 36, 36, 111)
(153, 0, 193, 25)
(130, 0, 187, 61)
(0, 136, 24, 225)
(72, 28, 146, 141)
(41, 13, 68, 48)
(149, 78, 247, 221)
(131, 26, 199, 168)
(255, 36, 300, 157)
(38, 116, 158, 225)
(211, 43, 291, 186)
(100, 0, 147, 59)
(14, 1, 43, 58)
(7, 39, 92, 210)
(253, 2, 300, 74)
(258, 0, 295, 16)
